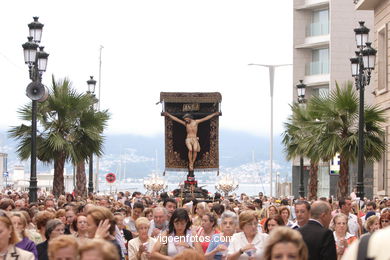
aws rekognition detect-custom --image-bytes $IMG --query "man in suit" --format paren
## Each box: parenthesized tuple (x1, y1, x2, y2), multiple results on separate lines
(298, 200, 337, 260)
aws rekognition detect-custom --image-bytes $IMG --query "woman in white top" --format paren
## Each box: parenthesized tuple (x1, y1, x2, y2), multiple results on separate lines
(330, 213, 356, 259)
(128, 217, 157, 260)
(152, 208, 202, 259)
(227, 210, 268, 260)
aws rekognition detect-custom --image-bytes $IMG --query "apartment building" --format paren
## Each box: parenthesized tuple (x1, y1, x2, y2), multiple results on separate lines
(292, 0, 374, 198)
(356, 0, 390, 198)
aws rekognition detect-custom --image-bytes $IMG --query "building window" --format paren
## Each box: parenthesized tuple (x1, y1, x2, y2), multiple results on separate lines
(377, 25, 387, 91)
(312, 85, 329, 98)
(306, 48, 329, 75)
(306, 9, 329, 37)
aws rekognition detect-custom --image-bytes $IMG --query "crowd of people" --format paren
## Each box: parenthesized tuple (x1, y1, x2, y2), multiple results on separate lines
(0, 189, 389, 260)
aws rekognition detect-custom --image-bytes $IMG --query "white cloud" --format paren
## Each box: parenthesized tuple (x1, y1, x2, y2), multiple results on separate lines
(0, 0, 293, 138)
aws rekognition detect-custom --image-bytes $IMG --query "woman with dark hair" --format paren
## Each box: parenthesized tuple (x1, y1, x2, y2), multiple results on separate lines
(152, 208, 202, 259)
(264, 215, 285, 234)
(72, 213, 89, 242)
(66, 193, 75, 203)
(0, 198, 15, 211)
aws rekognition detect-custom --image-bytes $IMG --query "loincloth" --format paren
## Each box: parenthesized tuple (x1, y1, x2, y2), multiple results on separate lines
(185, 137, 201, 152)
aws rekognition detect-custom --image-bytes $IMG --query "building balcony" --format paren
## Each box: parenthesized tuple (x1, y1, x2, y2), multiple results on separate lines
(295, 0, 329, 10)
(303, 74, 330, 86)
(305, 61, 329, 76)
(295, 34, 330, 49)
(355, 0, 381, 10)
(306, 22, 329, 37)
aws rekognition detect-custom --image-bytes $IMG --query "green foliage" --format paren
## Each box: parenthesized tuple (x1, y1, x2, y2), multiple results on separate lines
(8, 75, 110, 168)
(282, 81, 386, 197)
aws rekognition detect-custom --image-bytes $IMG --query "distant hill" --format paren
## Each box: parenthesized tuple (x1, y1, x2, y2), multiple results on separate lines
(0, 129, 291, 181)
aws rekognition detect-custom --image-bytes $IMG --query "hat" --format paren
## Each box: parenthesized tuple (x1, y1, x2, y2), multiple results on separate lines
(365, 211, 376, 220)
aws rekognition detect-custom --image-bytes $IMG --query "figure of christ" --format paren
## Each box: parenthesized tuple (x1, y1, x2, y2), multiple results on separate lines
(163, 111, 221, 171)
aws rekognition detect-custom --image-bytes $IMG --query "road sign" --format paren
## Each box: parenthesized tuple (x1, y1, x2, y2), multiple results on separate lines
(105, 173, 116, 183)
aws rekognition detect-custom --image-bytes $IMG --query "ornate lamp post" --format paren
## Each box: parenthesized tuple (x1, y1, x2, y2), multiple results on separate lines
(296, 80, 306, 199)
(215, 174, 239, 197)
(22, 17, 49, 203)
(86, 76, 97, 194)
(143, 174, 167, 196)
(350, 21, 377, 199)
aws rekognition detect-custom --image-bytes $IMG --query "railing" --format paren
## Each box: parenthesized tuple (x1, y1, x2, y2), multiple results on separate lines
(305, 61, 329, 75)
(306, 22, 329, 37)
(312, 87, 329, 98)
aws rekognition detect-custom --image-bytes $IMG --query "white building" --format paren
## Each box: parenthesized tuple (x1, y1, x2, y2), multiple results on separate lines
(292, 0, 374, 198)
(13, 166, 75, 193)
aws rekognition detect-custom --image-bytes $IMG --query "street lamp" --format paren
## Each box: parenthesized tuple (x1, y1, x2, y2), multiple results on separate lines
(215, 174, 239, 197)
(248, 63, 292, 197)
(296, 80, 306, 199)
(86, 76, 97, 194)
(144, 174, 168, 197)
(22, 17, 49, 203)
(350, 21, 377, 199)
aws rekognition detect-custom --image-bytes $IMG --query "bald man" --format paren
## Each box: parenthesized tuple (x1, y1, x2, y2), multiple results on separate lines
(298, 201, 337, 260)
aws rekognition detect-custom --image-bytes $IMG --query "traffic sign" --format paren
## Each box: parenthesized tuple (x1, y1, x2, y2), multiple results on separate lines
(106, 173, 116, 183)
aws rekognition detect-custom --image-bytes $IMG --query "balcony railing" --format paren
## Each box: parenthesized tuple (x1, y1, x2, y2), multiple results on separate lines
(306, 22, 329, 37)
(305, 61, 329, 75)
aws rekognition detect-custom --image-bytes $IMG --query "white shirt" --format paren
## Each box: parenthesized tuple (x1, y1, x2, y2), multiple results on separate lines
(227, 232, 268, 259)
(128, 237, 157, 260)
(347, 214, 359, 237)
(333, 231, 355, 244)
(167, 230, 194, 256)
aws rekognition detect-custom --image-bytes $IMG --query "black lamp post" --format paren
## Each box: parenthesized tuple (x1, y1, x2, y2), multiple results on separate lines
(87, 76, 97, 194)
(296, 80, 306, 199)
(350, 21, 377, 199)
(22, 17, 49, 203)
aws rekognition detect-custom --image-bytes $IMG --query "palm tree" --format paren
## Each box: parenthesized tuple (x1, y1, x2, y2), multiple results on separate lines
(9, 76, 109, 197)
(72, 105, 109, 197)
(309, 82, 385, 198)
(282, 103, 321, 200)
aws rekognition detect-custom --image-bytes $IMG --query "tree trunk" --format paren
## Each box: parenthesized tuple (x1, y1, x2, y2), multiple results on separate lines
(76, 160, 87, 198)
(53, 152, 65, 197)
(338, 154, 349, 198)
(308, 161, 318, 201)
